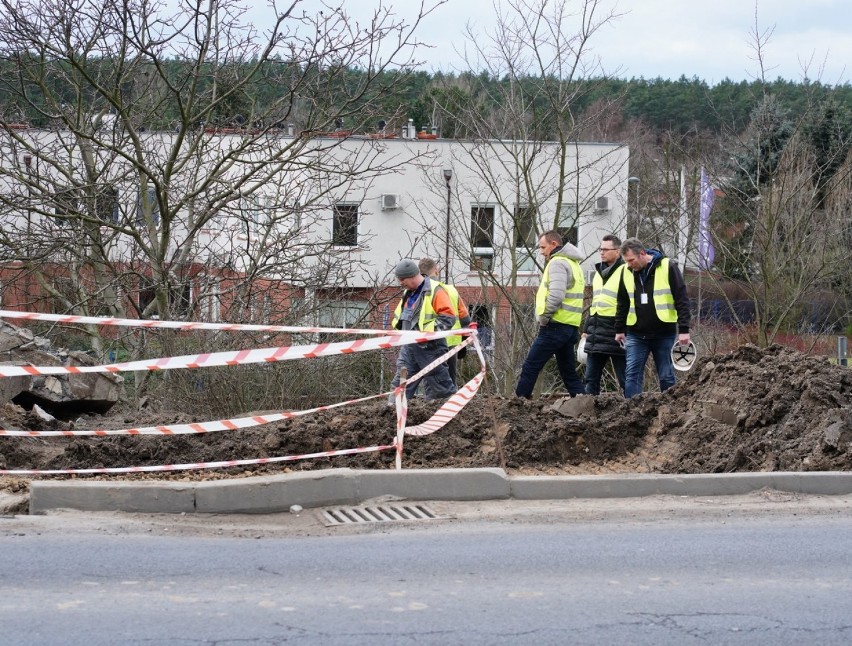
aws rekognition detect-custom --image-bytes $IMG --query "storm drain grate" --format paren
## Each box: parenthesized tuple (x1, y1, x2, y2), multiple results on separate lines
(321, 504, 451, 526)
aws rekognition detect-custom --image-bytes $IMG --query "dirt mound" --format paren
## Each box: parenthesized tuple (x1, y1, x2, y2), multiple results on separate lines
(1, 344, 850, 481)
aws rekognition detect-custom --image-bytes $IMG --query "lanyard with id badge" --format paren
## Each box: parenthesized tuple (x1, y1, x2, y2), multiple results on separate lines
(638, 274, 649, 304)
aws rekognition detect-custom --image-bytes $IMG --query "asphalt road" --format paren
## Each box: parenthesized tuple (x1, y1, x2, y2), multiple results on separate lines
(1, 494, 851, 645)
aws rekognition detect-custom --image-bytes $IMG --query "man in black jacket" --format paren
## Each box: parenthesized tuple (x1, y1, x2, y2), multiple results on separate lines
(614, 238, 691, 398)
(582, 234, 626, 395)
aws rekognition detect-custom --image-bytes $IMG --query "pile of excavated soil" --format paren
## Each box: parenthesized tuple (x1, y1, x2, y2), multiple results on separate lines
(1, 344, 850, 485)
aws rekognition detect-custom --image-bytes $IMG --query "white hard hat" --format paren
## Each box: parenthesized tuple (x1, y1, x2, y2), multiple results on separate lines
(576, 336, 587, 365)
(672, 341, 697, 371)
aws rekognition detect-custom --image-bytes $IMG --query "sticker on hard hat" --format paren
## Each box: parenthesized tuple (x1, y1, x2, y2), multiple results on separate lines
(672, 341, 697, 371)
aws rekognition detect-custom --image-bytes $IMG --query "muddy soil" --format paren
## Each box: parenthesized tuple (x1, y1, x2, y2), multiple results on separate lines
(1, 344, 851, 489)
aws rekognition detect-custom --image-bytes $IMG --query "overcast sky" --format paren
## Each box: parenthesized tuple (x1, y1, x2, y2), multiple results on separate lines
(280, 0, 851, 85)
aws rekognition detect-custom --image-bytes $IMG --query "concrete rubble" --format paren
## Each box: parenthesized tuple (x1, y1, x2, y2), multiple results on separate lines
(0, 318, 123, 416)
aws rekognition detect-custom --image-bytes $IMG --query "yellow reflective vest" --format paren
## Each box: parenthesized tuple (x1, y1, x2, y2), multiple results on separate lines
(438, 282, 463, 347)
(535, 255, 584, 326)
(590, 264, 625, 317)
(392, 280, 440, 331)
(622, 257, 677, 325)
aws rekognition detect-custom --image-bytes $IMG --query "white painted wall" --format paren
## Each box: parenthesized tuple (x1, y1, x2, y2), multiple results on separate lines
(0, 128, 629, 290)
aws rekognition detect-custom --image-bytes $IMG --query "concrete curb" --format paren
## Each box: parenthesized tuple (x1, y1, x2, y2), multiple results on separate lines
(27, 469, 852, 514)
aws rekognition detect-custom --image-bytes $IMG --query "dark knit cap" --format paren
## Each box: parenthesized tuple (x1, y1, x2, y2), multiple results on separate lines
(394, 259, 420, 279)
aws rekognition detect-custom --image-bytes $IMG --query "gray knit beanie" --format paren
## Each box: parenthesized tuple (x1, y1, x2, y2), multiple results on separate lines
(394, 259, 420, 279)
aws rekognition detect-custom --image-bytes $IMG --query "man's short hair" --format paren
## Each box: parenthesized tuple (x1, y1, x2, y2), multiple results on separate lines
(602, 234, 621, 247)
(418, 257, 438, 275)
(619, 237, 645, 256)
(540, 230, 563, 245)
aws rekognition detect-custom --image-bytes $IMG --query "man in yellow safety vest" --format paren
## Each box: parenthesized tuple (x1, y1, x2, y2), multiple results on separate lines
(418, 257, 471, 385)
(581, 234, 627, 395)
(515, 230, 585, 398)
(389, 259, 458, 401)
(614, 238, 691, 397)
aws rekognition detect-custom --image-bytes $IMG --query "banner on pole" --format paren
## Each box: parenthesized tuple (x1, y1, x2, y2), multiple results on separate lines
(698, 167, 715, 270)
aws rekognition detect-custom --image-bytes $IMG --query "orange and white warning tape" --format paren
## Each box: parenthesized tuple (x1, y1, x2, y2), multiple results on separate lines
(403, 335, 487, 437)
(0, 335, 482, 439)
(0, 444, 397, 476)
(0, 391, 391, 437)
(0, 336, 486, 475)
(0, 329, 471, 378)
(0, 309, 436, 337)
(0, 308, 487, 474)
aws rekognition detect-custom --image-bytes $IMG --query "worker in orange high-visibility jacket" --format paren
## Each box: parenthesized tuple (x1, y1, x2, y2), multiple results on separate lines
(389, 259, 458, 401)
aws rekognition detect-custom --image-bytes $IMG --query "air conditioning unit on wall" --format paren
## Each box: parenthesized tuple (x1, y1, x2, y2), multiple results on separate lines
(595, 196, 610, 212)
(381, 194, 400, 210)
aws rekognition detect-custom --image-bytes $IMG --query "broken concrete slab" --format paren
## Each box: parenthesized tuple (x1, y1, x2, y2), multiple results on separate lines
(0, 366, 29, 404)
(0, 318, 122, 415)
(550, 394, 596, 418)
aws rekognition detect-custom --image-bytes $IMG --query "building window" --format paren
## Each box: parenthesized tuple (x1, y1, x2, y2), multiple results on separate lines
(318, 300, 367, 328)
(514, 203, 537, 272)
(332, 203, 359, 247)
(53, 187, 80, 225)
(470, 251, 494, 271)
(97, 185, 119, 223)
(240, 193, 274, 236)
(201, 277, 222, 322)
(470, 204, 496, 271)
(138, 279, 155, 316)
(172, 281, 192, 319)
(136, 186, 160, 228)
(469, 304, 495, 357)
(137, 278, 192, 318)
(513, 204, 536, 248)
(471, 205, 495, 248)
(557, 204, 578, 246)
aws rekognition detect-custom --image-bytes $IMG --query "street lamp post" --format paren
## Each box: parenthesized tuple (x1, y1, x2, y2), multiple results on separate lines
(22, 154, 33, 239)
(443, 168, 453, 283)
(627, 176, 640, 237)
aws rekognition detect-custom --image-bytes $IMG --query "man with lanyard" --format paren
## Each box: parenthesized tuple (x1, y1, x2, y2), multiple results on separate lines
(614, 237, 691, 398)
(389, 259, 458, 400)
(581, 234, 626, 395)
(418, 257, 471, 385)
(515, 230, 586, 399)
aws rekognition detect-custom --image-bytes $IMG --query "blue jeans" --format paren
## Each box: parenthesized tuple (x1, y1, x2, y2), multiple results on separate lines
(584, 352, 626, 395)
(624, 333, 676, 398)
(515, 321, 584, 398)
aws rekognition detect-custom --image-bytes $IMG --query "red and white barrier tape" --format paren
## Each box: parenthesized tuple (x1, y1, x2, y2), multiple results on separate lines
(404, 335, 487, 437)
(0, 309, 450, 338)
(0, 391, 392, 437)
(0, 329, 471, 378)
(0, 310, 487, 474)
(394, 378, 408, 471)
(0, 347, 482, 439)
(0, 444, 397, 476)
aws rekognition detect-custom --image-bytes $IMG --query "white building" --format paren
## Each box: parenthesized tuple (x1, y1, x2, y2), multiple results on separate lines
(0, 122, 629, 322)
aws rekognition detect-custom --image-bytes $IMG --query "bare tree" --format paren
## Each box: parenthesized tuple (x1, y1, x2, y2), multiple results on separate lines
(703, 9, 852, 347)
(419, 0, 629, 395)
(0, 0, 443, 397)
